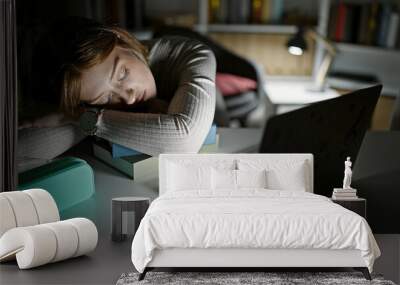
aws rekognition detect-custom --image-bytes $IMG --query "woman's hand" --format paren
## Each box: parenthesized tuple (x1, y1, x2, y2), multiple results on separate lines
(18, 112, 77, 129)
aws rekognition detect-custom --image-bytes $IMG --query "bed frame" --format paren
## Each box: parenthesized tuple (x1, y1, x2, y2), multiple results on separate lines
(140, 248, 371, 280)
(138, 154, 372, 281)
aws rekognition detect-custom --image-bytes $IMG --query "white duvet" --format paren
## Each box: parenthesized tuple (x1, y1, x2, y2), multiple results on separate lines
(131, 190, 380, 273)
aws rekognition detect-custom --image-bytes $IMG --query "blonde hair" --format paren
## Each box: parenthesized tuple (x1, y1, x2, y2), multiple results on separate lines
(59, 26, 148, 117)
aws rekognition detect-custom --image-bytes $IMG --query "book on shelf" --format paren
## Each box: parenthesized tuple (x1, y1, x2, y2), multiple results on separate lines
(270, 0, 283, 24)
(93, 134, 220, 180)
(377, 4, 391, 47)
(111, 124, 217, 158)
(209, 0, 283, 25)
(387, 12, 399, 48)
(251, 0, 263, 24)
(329, 1, 399, 48)
(334, 2, 347, 42)
(260, 0, 271, 24)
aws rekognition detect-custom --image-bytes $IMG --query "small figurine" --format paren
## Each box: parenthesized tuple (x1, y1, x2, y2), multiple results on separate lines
(343, 157, 353, 189)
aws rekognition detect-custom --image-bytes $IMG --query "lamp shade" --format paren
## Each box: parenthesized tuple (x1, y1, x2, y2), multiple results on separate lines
(287, 27, 307, 55)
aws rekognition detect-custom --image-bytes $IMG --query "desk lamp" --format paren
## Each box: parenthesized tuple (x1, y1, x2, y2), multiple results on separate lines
(287, 26, 337, 92)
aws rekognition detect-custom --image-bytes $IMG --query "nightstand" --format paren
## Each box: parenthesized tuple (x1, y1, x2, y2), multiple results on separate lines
(331, 198, 366, 219)
(111, 197, 150, 242)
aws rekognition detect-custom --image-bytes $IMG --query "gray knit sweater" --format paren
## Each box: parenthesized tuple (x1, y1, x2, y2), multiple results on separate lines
(17, 36, 216, 171)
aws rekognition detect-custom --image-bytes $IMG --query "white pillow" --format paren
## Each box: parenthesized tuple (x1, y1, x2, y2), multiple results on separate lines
(266, 164, 307, 191)
(236, 169, 267, 189)
(237, 159, 309, 191)
(167, 163, 211, 191)
(212, 168, 236, 190)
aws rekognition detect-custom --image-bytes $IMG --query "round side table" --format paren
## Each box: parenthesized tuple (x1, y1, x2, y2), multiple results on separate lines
(111, 197, 150, 242)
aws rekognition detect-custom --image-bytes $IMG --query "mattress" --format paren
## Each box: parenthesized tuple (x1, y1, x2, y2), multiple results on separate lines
(131, 190, 380, 273)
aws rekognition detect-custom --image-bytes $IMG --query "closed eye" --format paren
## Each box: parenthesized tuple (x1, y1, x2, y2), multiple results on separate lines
(118, 66, 129, 81)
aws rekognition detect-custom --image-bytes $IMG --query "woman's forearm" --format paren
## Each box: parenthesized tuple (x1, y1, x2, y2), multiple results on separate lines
(96, 89, 215, 156)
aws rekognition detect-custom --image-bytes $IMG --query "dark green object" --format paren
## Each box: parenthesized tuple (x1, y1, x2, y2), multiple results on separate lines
(18, 157, 95, 212)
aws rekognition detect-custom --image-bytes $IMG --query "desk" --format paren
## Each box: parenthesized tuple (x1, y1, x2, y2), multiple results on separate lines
(264, 76, 340, 114)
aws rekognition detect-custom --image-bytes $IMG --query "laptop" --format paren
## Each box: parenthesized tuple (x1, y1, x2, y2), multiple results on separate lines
(259, 84, 382, 198)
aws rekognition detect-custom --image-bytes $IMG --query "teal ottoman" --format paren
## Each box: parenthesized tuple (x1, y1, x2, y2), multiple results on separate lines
(18, 157, 95, 213)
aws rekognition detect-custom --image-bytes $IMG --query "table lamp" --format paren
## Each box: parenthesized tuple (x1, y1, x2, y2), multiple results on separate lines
(287, 26, 337, 92)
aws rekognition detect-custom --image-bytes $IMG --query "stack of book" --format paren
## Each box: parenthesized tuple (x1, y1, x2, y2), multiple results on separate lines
(92, 124, 219, 180)
(332, 188, 358, 200)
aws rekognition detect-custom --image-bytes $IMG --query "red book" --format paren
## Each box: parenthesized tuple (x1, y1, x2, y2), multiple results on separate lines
(335, 2, 347, 41)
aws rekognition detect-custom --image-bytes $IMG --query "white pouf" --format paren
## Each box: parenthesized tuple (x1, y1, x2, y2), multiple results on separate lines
(0, 218, 98, 269)
(0, 189, 98, 269)
(0, 189, 60, 236)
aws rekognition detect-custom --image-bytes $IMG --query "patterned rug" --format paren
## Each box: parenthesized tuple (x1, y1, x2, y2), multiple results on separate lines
(116, 271, 396, 285)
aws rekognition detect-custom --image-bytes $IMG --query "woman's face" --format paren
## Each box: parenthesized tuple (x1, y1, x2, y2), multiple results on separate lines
(80, 46, 157, 108)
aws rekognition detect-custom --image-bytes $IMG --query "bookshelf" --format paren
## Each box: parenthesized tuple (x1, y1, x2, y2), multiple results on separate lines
(194, 0, 400, 96)
(326, 0, 400, 96)
(195, 0, 329, 79)
(195, 0, 319, 35)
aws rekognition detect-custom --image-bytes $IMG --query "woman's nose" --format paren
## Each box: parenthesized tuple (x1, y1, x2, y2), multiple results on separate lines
(122, 88, 135, 105)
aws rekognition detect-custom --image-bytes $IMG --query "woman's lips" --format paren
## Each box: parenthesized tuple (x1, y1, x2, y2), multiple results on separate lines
(136, 91, 145, 102)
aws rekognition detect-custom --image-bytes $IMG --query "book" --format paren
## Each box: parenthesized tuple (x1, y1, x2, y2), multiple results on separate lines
(209, 0, 220, 23)
(332, 192, 358, 197)
(261, 0, 271, 24)
(328, 4, 339, 40)
(251, 0, 263, 24)
(365, 2, 379, 45)
(270, 0, 283, 24)
(238, 0, 251, 24)
(377, 4, 391, 47)
(349, 4, 361, 43)
(335, 2, 347, 42)
(93, 134, 220, 180)
(333, 188, 357, 193)
(111, 124, 217, 158)
(217, 0, 229, 24)
(386, 12, 399, 48)
(93, 141, 156, 179)
(332, 195, 359, 200)
(332, 187, 358, 200)
(228, 0, 250, 24)
(358, 4, 370, 44)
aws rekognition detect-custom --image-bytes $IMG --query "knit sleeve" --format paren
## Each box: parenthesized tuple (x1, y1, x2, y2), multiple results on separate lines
(95, 37, 216, 155)
(17, 124, 85, 172)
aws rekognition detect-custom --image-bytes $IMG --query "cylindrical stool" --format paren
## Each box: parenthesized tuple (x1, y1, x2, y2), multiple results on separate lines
(111, 197, 150, 242)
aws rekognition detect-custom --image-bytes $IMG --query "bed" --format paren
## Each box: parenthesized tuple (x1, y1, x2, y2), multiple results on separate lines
(131, 153, 380, 280)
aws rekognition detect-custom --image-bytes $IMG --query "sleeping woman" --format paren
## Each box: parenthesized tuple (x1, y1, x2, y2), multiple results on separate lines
(18, 18, 216, 171)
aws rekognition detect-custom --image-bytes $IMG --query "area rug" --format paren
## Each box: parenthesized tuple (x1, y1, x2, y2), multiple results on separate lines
(116, 271, 396, 285)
